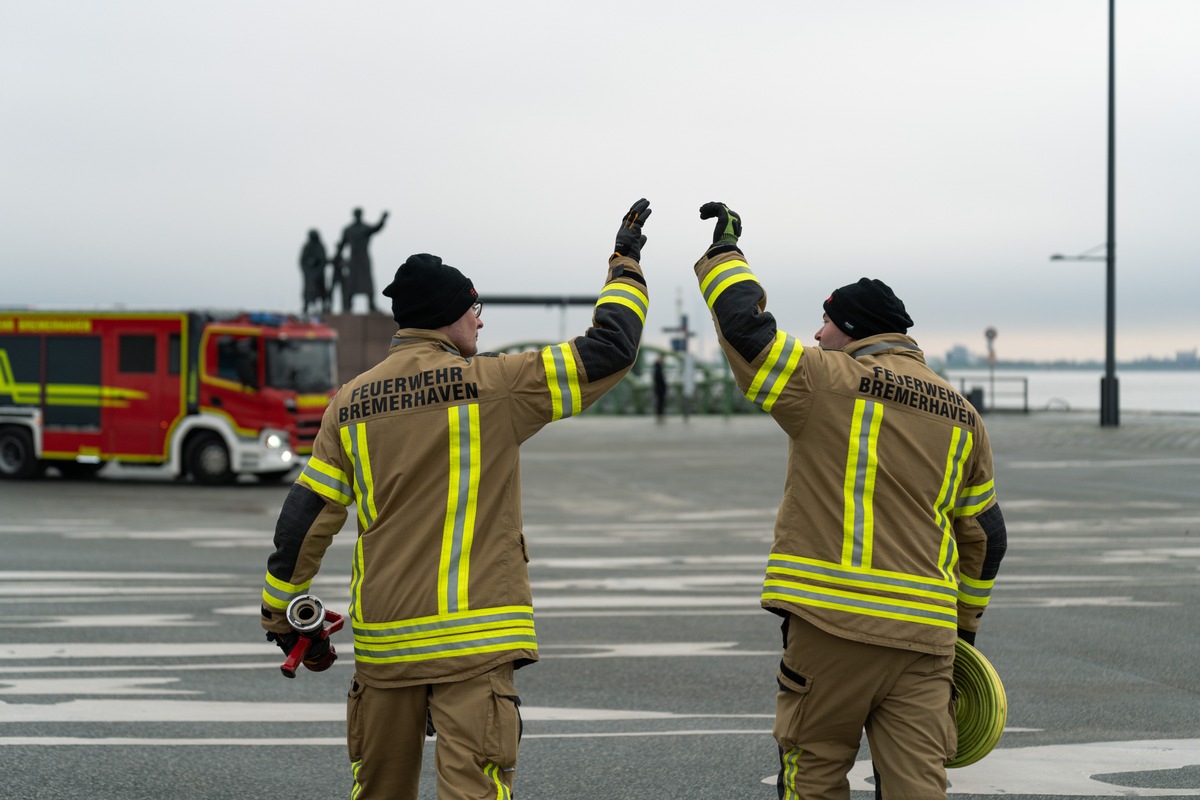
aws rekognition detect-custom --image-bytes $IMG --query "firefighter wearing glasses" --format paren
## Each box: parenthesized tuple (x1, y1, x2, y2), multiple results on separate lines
(261, 200, 651, 799)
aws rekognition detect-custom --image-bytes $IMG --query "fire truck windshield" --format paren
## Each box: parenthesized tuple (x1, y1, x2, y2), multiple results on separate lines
(265, 339, 336, 393)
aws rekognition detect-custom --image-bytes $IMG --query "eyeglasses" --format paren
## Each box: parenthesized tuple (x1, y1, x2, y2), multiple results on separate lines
(472, 302, 483, 318)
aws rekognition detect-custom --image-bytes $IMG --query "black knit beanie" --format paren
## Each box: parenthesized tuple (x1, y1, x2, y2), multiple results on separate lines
(822, 277, 913, 339)
(382, 254, 477, 329)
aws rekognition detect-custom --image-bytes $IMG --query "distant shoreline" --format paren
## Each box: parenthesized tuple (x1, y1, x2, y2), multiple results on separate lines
(939, 361, 1199, 371)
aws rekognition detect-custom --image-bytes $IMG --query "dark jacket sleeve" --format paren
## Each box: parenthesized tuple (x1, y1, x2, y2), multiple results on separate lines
(505, 253, 647, 442)
(260, 401, 350, 634)
(693, 244, 816, 435)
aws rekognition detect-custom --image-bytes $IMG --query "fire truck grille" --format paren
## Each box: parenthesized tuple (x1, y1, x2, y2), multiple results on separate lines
(295, 419, 322, 448)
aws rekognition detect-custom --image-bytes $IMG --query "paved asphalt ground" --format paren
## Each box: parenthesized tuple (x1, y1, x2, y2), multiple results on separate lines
(2, 410, 1200, 799)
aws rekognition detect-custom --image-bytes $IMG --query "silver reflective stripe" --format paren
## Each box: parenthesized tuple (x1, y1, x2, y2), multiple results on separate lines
(301, 462, 351, 500)
(848, 400, 881, 566)
(959, 582, 992, 600)
(938, 431, 971, 575)
(598, 285, 648, 319)
(702, 264, 755, 306)
(344, 423, 376, 528)
(752, 335, 799, 408)
(956, 484, 995, 511)
(354, 632, 535, 660)
(444, 404, 477, 614)
(765, 581, 957, 623)
(767, 558, 958, 599)
(355, 609, 536, 640)
(262, 582, 296, 606)
(550, 346, 576, 417)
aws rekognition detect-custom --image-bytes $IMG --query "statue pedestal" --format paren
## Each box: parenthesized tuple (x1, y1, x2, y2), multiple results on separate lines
(324, 312, 397, 383)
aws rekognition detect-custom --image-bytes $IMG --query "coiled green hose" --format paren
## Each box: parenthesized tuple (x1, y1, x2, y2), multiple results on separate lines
(946, 637, 1007, 768)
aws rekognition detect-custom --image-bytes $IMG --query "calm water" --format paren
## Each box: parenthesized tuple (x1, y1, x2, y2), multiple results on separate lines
(942, 369, 1200, 414)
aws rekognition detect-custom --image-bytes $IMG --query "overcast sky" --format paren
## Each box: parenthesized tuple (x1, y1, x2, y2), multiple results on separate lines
(4, 1, 1198, 363)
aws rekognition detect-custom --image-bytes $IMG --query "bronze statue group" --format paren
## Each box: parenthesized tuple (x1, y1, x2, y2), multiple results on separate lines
(300, 207, 389, 315)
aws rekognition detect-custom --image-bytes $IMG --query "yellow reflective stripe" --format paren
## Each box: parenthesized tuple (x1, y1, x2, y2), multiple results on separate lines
(353, 627, 538, 663)
(484, 762, 512, 800)
(353, 606, 538, 662)
(699, 260, 757, 308)
(744, 331, 801, 412)
(350, 761, 363, 800)
(935, 428, 974, 579)
(763, 579, 958, 628)
(340, 423, 378, 529)
(841, 400, 883, 568)
(261, 571, 311, 610)
(958, 573, 995, 607)
(349, 535, 365, 620)
(955, 479, 996, 516)
(298, 457, 352, 505)
(769, 553, 958, 594)
(541, 344, 582, 421)
(780, 747, 803, 800)
(596, 282, 648, 323)
(354, 605, 535, 636)
(440, 404, 481, 615)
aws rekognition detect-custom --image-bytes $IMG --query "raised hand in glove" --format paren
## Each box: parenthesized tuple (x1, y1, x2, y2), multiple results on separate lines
(699, 202, 742, 247)
(613, 198, 652, 262)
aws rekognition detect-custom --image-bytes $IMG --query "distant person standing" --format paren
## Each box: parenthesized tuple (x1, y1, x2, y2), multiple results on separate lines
(300, 229, 330, 314)
(336, 207, 389, 313)
(653, 354, 668, 422)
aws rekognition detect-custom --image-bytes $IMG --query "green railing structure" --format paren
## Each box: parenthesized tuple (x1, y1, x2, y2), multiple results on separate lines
(488, 341, 761, 417)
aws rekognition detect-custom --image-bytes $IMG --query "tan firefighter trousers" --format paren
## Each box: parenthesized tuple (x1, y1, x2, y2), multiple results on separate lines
(346, 662, 522, 800)
(774, 614, 957, 800)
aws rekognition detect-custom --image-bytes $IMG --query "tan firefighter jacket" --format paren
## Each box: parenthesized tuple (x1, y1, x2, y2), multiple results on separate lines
(261, 254, 647, 686)
(695, 246, 998, 656)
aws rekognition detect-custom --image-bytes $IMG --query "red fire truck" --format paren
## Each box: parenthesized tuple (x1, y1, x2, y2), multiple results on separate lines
(0, 310, 337, 484)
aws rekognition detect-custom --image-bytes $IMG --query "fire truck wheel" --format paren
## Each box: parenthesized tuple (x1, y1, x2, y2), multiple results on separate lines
(186, 433, 234, 485)
(0, 426, 43, 480)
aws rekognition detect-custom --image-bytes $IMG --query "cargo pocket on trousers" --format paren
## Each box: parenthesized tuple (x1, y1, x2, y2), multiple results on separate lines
(772, 658, 814, 751)
(346, 675, 366, 764)
(944, 682, 960, 762)
(484, 671, 522, 770)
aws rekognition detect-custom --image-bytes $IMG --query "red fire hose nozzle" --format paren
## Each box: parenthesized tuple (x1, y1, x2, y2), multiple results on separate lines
(280, 594, 345, 679)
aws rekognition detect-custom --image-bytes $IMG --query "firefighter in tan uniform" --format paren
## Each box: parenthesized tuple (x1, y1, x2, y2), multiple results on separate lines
(693, 203, 1007, 800)
(260, 200, 652, 799)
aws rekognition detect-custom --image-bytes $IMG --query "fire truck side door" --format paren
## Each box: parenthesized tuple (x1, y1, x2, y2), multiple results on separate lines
(104, 329, 183, 461)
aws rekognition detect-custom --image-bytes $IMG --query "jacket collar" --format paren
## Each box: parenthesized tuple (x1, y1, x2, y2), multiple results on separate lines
(389, 327, 462, 357)
(842, 333, 924, 362)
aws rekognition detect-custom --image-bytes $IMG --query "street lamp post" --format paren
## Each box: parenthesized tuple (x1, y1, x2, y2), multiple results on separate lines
(1050, 0, 1118, 427)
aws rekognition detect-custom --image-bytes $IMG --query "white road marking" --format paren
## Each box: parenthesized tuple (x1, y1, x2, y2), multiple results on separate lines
(0, 614, 210, 628)
(0, 700, 769, 724)
(0, 677, 196, 695)
(851, 739, 1200, 796)
(542, 642, 775, 658)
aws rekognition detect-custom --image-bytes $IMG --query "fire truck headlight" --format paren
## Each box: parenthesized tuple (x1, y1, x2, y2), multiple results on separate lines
(266, 433, 284, 449)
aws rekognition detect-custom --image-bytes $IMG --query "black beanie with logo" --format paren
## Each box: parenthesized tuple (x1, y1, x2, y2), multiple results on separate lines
(382, 254, 478, 329)
(822, 277, 913, 339)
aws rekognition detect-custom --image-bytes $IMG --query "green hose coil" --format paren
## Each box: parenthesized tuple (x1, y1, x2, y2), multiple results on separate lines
(946, 638, 1007, 768)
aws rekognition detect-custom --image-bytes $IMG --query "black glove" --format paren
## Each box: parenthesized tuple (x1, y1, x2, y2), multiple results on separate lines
(699, 202, 742, 246)
(957, 627, 977, 646)
(266, 629, 335, 670)
(613, 198, 651, 262)
(266, 629, 298, 654)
